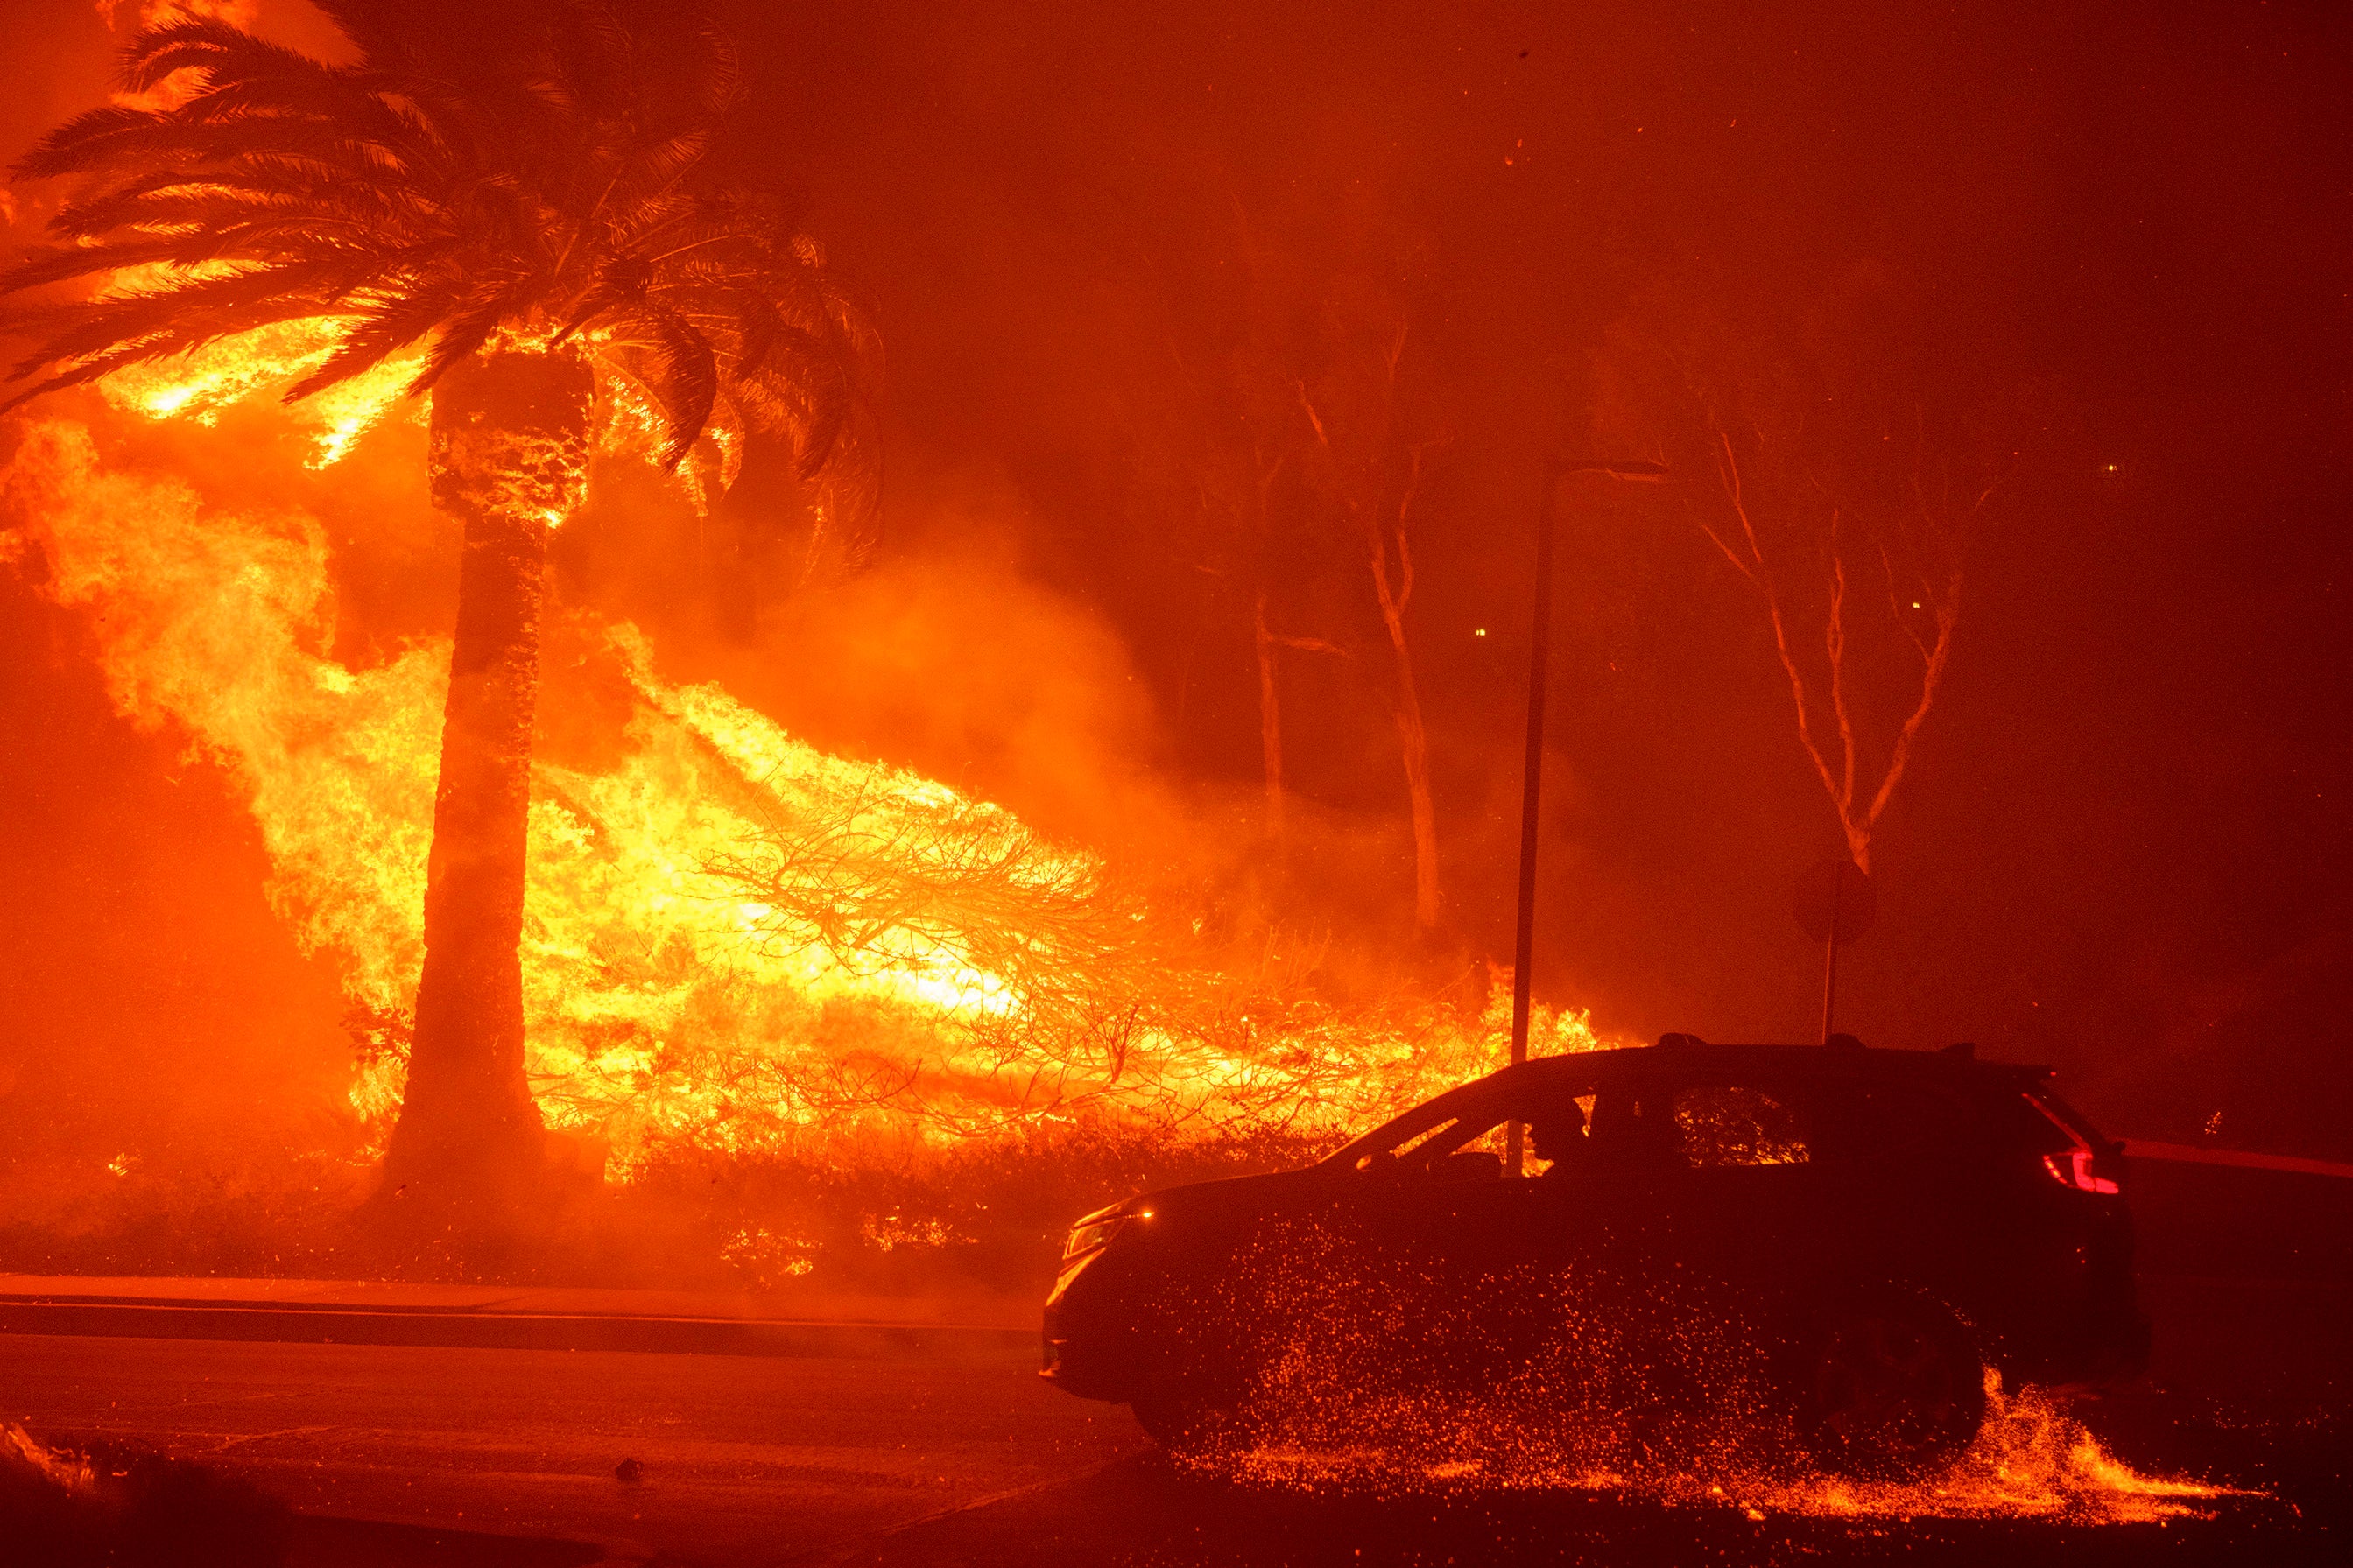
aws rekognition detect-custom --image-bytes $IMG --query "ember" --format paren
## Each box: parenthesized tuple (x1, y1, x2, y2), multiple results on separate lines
(1215, 1378, 2240, 1526)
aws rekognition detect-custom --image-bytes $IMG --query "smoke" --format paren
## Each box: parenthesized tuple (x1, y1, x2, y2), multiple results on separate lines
(6, 0, 2340, 1238)
(0, 387, 1597, 1217)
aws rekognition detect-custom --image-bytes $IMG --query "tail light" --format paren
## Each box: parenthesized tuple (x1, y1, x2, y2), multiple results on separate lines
(2041, 1148, 2120, 1195)
(2027, 1093, 2123, 1194)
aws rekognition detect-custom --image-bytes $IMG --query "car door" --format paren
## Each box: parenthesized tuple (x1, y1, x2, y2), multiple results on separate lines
(1622, 1073, 1828, 1308)
(1392, 1074, 1633, 1389)
(1498, 1079, 1656, 1388)
(1286, 1091, 1507, 1399)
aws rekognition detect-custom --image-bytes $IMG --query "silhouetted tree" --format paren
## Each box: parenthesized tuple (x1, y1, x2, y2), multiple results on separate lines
(1293, 276, 1446, 932)
(1133, 201, 1346, 841)
(0, 0, 877, 1227)
(1124, 195, 1444, 932)
(1597, 268, 1998, 874)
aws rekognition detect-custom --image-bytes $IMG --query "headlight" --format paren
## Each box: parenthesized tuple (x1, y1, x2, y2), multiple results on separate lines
(1063, 1205, 1153, 1259)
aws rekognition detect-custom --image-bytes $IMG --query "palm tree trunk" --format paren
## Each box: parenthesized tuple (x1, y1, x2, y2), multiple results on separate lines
(383, 347, 593, 1217)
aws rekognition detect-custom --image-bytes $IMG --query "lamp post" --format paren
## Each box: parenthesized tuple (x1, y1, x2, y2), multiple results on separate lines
(1505, 457, 1666, 1175)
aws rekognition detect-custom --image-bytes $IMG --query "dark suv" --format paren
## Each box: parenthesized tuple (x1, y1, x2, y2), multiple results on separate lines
(1041, 1037, 2148, 1474)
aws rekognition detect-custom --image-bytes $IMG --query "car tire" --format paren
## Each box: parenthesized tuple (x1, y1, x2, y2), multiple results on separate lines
(1798, 1290, 1987, 1479)
(1130, 1361, 1243, 1457)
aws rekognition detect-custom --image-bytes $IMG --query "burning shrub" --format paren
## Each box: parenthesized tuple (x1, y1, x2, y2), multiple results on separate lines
(0, 1143, 369, 1281)
(2, 416, 1610, 1283)
(5, 412, 1603, 1166)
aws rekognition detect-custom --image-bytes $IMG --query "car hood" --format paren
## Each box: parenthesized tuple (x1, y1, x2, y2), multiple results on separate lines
(1127, 1164, 1335, 1220)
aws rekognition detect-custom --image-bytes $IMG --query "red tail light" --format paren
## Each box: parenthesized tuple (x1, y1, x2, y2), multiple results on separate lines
(2042, 1149, 2120, 1195)
(2025, 1093, 2123, 1194)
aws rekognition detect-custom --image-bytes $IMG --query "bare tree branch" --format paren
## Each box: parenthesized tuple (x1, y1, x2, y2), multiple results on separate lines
(1708, 423, 1845, 829)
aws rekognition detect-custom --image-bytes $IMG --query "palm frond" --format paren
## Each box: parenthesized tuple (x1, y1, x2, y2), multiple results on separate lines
(405, 275, 534, 395)
(283, 284, 461, 400)
(694, 17, 745, 117)
(0, 341, 175, 417)
(606, 127, 715, 207)
(602, 300, 717, 468)
(13, 104, 175, 179)
(8, 259, 358, 380)
(601, 189, 705, 254)
(4, 0, 877, 513)
(570, 1, 639, 92)
(2, 237, 215, 293)
(123, 18, 321, 93)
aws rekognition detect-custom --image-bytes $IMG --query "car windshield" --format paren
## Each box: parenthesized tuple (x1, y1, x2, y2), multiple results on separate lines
(1324, 1082, 1504, 1172)
(1325, 1076, 1610, 1178)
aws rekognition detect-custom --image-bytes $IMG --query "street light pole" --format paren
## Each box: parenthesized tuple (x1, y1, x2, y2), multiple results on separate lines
(1506, 457, 1666, 1176)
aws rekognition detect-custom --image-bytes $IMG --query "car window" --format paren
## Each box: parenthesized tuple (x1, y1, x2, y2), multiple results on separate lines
(1349, 1100, 1504, 1173)
(1340, 1089, 1490, 1171)
(1521, 1091, 1600, 1176)
(1394, 1118, 1465, 1159)
(1811, 1081, 1975, 1165)
(2019, 1089, 2109, 1152)
(1345, 1081, 1607, 1178)
(1673, 1084, 1809, 1168)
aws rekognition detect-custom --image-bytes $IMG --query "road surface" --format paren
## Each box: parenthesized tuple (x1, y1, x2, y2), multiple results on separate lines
(2, 1329, 2344, 1567)
(0, 1332, 1134, 1564)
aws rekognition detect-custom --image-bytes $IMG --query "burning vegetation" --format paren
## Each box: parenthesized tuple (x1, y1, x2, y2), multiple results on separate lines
(0, 410, 1596, 1224)
(0, 0, 1609, 1281)
(0, 4, 2314, 1548)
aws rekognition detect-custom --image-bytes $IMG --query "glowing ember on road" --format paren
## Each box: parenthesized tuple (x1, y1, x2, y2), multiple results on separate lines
(1215, 1379, 2242, 1525)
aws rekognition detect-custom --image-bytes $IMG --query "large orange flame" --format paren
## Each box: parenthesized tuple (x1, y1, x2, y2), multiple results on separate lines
(0, 320, 2236, 1529)
(3, 323, 1598, 1172)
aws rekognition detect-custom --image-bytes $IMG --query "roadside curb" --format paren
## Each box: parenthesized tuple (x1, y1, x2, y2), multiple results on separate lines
(0, 1293, 1037, 1361)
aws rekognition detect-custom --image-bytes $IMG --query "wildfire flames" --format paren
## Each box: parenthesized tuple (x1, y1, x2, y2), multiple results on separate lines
(0, 308, 2227, 1530)
(1, 326, 1595, 1175)
(88, 285, 419, 468)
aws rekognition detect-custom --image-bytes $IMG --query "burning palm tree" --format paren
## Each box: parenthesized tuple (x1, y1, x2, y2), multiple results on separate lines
(0, 0, 877, 1226)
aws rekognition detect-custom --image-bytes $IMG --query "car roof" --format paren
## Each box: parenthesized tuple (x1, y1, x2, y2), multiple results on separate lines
(1489, 1040, 2051, 1091)
(1321, 1039, 2057, 1171)
(1321, 1040, 2048, 1171)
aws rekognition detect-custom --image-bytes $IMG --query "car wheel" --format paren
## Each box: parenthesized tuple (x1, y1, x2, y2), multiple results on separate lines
(1800, 1293, 1987, 1478)
(1130, 1361, 1243, 1457)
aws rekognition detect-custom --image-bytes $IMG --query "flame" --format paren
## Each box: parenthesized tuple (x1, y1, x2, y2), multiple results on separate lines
(2, 412, 1595, 1171)
(0, 294, 2244, 1534)
(88, 278, 421, 467)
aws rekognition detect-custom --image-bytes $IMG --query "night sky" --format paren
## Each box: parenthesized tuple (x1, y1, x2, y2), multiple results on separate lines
(2, 0, 2347, 1162)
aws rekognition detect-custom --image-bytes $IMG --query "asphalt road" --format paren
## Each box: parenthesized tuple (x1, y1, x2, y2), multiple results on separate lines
(4, 1327, 2348, 1568)
(0, 1332, 1138, 1565)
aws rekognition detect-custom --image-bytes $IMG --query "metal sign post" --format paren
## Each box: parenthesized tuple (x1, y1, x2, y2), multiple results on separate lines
(1821, 861, 1844, 1044)
(1793, 857, 1877, 1044)
(1507, 458, 1665, 1175)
